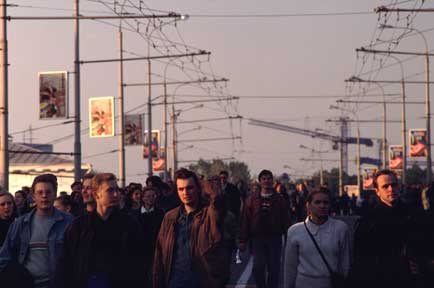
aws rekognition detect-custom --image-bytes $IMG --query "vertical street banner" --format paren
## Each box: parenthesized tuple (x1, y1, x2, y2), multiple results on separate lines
(124, 114, 143, 146)
(39, 71, 68, 119)
(409, 129, 428, 158)
(363, 167, 377, 190)
(89, 97, 114, 138)
(153, 158, 165, 171)
(143, 130, 160, 159)
(389, 145, 403, 170)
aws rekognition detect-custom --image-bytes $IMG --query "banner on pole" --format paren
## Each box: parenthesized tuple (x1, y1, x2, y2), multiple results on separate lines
(89, 97, 114, 138)
(409, 129, 427, 158)
(363, 167, 378, 190)
(143, 130, 160, 159)
(125, 114, 143, 146)
(153, 158, 165, 171)
(389, 145, 403, 170)
(39, 71, 68, 119)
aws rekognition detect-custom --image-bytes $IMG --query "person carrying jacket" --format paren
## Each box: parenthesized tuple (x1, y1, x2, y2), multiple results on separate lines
(153, 168, 229, 288)
(239, 169, 290, 288)
(0, 174, 73, 288)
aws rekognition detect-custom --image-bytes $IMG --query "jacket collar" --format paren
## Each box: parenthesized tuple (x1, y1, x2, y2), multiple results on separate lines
(23, 207, 65, 223)
(305, 216, 331, 235)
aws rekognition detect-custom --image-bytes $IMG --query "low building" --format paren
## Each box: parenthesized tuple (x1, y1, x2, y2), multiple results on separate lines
(9, 142, 92, 193)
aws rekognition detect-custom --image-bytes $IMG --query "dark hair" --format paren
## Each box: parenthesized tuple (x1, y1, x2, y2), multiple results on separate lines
(258, 169, 273, 181)
(82, 173, 95, 182)
(143, 186, 158, 195)
(306, 187, 331, 203)
(175, 168, 202, 197)
(70, 181, 82, 189)
(219, 170, 229, 177)
(373, 169, 397, 189)
(127, 182, 143, 193)
(31, 174, 58, 194)
(91, 173, 117, 193)
(54, 195, 72, 208)
(146, 175, 163, 187)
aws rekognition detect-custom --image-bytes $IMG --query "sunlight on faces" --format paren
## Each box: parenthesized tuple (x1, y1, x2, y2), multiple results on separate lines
(32, 182, 56, 212)
(176, 178, 199, 207)
(307, 193, 330, 219)
(0, 194, 14, 220)
(259, 174, 274, 192)
(375, 174, 399, 207)
(94, 180, 120, 209)
(82, 178, 93, 204)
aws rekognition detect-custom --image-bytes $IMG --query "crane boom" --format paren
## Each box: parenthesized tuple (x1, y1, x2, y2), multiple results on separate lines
(248, 118, 373, 146)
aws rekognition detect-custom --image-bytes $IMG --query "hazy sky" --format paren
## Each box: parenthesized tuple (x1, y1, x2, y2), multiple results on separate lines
(7, 0, 434, 183)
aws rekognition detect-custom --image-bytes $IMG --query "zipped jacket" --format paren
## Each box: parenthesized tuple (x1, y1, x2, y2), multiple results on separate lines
(0, 208, 73, 287)
(153, 196, 229, 288)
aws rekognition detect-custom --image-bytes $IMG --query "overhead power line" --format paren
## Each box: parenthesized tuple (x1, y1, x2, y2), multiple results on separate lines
(187, 11, 373, 18)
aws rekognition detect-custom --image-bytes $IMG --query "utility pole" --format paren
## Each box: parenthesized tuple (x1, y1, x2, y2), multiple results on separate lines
(147, 59, 152, 177)
(0, 0, 8, 190)
(118, 28, 125, 188)
(346, 76, 387, 169)
(123, 75, 226, 176)
(73, 0, 81, 182)
(357, 43, 431, 184)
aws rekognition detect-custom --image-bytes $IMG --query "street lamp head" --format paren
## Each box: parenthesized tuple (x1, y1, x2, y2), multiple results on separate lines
(180, 14, 190, 21)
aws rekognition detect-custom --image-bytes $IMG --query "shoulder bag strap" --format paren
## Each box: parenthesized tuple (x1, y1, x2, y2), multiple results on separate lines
(304, 221, 333, 275)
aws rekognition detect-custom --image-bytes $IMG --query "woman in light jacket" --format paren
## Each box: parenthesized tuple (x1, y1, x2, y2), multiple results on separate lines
(284, 187, 351, 288)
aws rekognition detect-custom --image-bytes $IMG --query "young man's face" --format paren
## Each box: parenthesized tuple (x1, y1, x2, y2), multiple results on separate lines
(259, 174, 274, 192)
(94, 180, 119, 208)
(220, 173, 228, 186)
(176, 177, 199, 208)
(375, 174, 399, 206)
(33, 182, 56, 212)
(0, 195, 14, 220)
(82, 178, 93, 204)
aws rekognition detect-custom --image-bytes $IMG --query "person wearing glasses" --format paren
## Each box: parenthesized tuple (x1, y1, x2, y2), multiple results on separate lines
(350, 169, 414, 288)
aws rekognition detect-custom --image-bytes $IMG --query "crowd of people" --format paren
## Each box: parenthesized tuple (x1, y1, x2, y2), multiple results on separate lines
(0, 168, 433, 288)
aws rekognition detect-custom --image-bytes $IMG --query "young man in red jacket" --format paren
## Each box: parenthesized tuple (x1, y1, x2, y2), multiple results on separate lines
(240, 169, 290, 288)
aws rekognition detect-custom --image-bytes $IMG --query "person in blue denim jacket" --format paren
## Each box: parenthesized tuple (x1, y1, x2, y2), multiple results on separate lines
(0, 174, 73, 288)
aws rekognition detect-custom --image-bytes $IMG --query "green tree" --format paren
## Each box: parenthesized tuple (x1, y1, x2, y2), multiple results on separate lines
(188, 158, 251, 183)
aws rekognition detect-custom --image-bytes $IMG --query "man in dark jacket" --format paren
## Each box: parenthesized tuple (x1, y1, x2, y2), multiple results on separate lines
(56, 173, 146, 288)
(139, 186, 165, 287)
(239, 169, 289, 288)
(153, 168, 228, 288)
(219, 170, 241, 218)
(351, 169, 413, 288)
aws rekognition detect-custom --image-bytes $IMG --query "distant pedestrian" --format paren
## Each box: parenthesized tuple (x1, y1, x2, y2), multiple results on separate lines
(239, 169, 290, 288)
(0, 192, 17, 247)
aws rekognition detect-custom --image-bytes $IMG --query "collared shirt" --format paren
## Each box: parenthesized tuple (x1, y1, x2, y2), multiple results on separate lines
(169, 206, 200, 288)
(140, 206, 154, 214)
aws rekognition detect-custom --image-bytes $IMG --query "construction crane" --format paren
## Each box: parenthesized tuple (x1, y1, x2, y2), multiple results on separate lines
(248, 118, 375, 195)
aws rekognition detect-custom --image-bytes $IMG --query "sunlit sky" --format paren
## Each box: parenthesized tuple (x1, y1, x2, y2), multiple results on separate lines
(7, 0, 434, 183)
